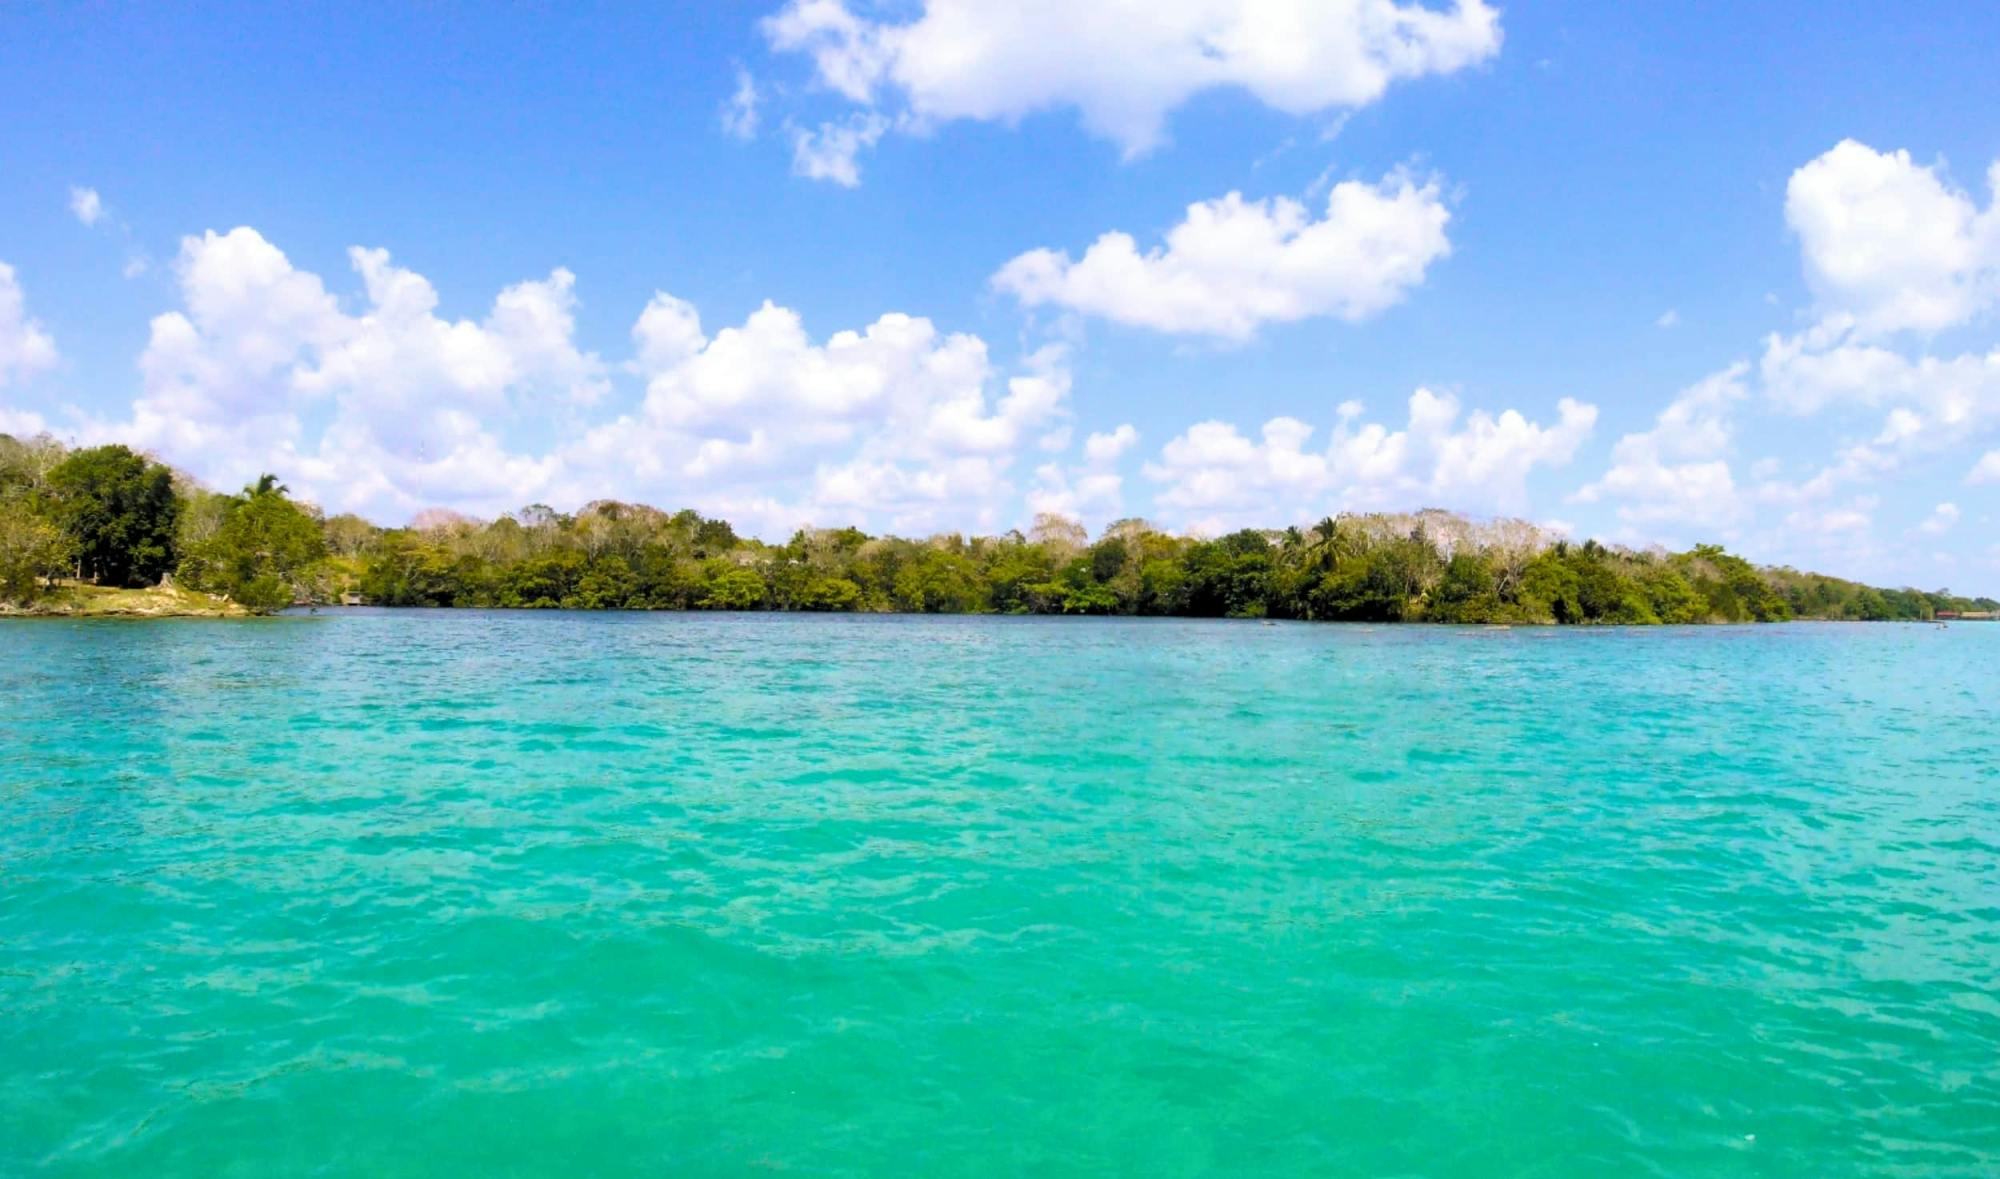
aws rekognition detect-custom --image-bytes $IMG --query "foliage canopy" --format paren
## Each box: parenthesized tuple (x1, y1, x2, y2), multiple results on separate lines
(2, 432, 1992, 625)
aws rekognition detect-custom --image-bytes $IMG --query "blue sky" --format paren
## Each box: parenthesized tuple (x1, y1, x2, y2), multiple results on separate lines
(2, 2, 1997, 590)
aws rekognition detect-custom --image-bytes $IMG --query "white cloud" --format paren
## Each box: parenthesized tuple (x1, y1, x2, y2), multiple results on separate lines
(1786, 139, 2000, 337)
(994, 171, 1450, 339)
(567, 306, 1072, 534)
(0, 409, 50, 438)
(1784, 496, 1876, 538)
(1655, 309, 1679, 329)
(1567, 357, 1908, 554)
(59, 226, 1078, 532)
(13, 219, 1089, 533)
(69, 186, 104, 227)
(790, 112, 888, 187)
(0, 262, 59, 388)
(1429, 394, 1598, 509)
(1759, 329, 2000, 467)
(1142, 387, 1594, 529)
(1918, 502, 1960, 535)
(1025, 462, 1126, 523)
(721, 67, 761, 139)
(1573, 364, 1746, 529)
(1971, 450, 2000, 485)
(1083, 423, 1138, 462)
(632, 291, 706, 374)
(109, 228, 604, 518)
(763, 0, 1500, 174)
(1664, 140, 2000, 535)
(1027, 423, 1139, 523)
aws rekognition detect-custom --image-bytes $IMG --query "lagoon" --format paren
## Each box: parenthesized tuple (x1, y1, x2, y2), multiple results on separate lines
(3, 613, 1997, 1176)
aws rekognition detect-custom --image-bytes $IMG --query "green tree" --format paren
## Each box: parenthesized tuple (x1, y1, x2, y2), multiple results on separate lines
(699, 563, 768, 610)
(798, 576, 863, 611)
(359, 539, 464, 606)
(1182, 532, 1273, 617)
(1850, 587, 1892, 621)
(0, 501, 73, 603)
(893, 549, 981, 613)
(1570, 547, 1658, 624)
(568, 556, 638, 609)
(983, 543, 1054, 613)
(46, 445, 180, 586)
(1305, 515, 1361, 574)
(1428, 552, 1501, 623)
(1639, 564, 1707, 624)
(503, 550, 590, 607)
(177, 475, 328, 612)
(1516, 550, 1582, 623)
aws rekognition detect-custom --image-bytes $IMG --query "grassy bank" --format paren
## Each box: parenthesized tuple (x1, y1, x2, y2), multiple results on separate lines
(0, 582, 248, 618)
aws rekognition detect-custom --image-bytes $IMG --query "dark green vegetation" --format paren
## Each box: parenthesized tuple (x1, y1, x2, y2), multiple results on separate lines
(2, 435, 321, 615)
(3, 432, 1992, 622)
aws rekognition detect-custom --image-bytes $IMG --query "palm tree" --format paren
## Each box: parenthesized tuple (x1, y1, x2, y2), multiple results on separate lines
(245, 473, 287, 497)
(1306, 515, 1359, 574)
(1279, 525, 1305, 565)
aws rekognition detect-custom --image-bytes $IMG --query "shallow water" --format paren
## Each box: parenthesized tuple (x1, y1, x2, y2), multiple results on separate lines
(3, 613, 1997, 1176)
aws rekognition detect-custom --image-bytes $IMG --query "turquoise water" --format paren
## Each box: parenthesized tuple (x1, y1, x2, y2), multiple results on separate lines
(3, 614, 1997, 1177)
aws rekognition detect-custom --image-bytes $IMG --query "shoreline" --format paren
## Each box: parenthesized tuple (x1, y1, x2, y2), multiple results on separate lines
(0, 584, 248, 619)
(2, 595, 1981, 626)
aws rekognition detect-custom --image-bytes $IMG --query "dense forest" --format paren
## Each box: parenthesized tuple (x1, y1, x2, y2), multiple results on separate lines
(3, 433, 1993, 624)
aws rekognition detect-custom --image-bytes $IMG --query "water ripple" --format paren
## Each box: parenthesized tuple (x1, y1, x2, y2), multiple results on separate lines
(2, 614, 1996, 1176)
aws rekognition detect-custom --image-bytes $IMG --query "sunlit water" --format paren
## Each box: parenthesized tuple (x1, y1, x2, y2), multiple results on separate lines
(3, 613, 1997, 1177)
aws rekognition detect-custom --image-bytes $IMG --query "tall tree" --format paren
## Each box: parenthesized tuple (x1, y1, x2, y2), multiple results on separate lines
(1306, 515, 1360, 574)
(46, 445, 180, 586)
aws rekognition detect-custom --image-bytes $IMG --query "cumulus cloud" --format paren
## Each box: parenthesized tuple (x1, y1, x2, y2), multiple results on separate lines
(1142, 388, 1594, 530)
(1573, 364, 1746, 529)
(1084, 423, 1138, 463)
(1568, 357, 1913, 550)
(1760, 324, 2000, 421)
(69, 186, 104, 227)
(574, 303, 1072, 533)
(994, 171, 1450, 339)
(0, 262, 59, 388)
(22, 224, 1075, 533)
(40, 226, 1080, 532)
(1026, 462, 1126, 524)
(761, 0, 1500, 180)
(1786, 139, 2000, 338)
(1589, 139, 2000, 557)
(1971, 450, 2000, 485)
(107, 227, 603, 517)
(790, 112, 888, 186)
(1757, 325, 2000, 475)
(1025, 423, 1139, 523)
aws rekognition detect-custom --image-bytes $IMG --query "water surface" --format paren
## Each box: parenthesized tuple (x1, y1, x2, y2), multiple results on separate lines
(3, 614, 1997, 1176)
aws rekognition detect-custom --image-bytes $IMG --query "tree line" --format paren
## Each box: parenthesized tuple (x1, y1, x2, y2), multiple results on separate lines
(3, 433, 1992, 624)
(1, 436, 326, 612)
